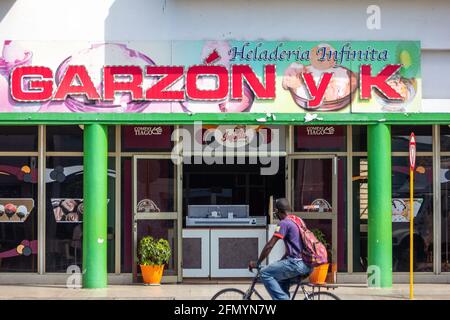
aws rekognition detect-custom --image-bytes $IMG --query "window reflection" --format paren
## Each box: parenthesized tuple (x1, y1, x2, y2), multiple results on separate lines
(45, 157, 116, 273)
(440, 157, 450, 272)
(353, 156, 434, 272)
(293, 159, 333, 212)
(0, 126, 38, 152)
(392, 126, 432, 152)
(46, 125, 115, 152)
(392, 156, 433, 272)
(136, 159, 175, 213)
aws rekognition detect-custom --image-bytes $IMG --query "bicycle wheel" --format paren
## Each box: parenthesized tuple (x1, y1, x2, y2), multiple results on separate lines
(212, 288, 247, 300)
(304, 291, 340, 300)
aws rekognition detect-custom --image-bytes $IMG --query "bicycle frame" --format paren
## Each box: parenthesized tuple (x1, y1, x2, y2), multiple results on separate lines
(245, 269, 311, 300)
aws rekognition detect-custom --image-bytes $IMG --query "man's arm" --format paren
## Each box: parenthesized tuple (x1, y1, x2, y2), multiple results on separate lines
(248, 235, 280, 270)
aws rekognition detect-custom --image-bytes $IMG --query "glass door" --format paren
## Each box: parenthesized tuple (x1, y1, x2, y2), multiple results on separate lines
(132, 155, 181, 283)
(288, 155, 338, 265)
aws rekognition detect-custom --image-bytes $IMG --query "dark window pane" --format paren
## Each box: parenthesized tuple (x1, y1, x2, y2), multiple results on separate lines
(352, 126, 367, 152)
(121, 157, 132, 273)
(295, 126, 346, 152)
(293, 159, 333, 212)
(392, 126, 432, 152)
(136, 159, 175, 213)
(121, 126, 173, 152)
(354, 156, 434, 272)
(337, 157, 347, 272)
(392, 156, 433, 272)
(0, 157, 38, 272)
(183, 158, 285, 219)
(352, 157, 368, 272)
(440, 125, 450, 152)
(0, 126, 38, 152)
(46, 126, 83, 152)
(45, 157, 116, 273)
(46, 126, 115, 152)
(440, 157, 450, 272)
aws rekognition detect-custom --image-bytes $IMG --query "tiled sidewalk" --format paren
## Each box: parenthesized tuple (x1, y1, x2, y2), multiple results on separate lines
(0, 283, 449, 300)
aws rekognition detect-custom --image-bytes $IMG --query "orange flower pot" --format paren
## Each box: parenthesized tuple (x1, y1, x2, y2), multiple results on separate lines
(326, 263, 337, 283)
(309, 263, 329, 284)
(140, 265, 165, 285)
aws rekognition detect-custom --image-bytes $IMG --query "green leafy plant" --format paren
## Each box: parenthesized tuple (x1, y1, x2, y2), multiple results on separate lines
(311, 228, 329, 249)
(138, 236, 171, 266)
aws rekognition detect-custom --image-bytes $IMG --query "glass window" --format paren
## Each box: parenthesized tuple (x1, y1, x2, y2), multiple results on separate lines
(0, 157, 38, 272)
(337, 157, 347, 272)
(440, 157, 450, 272)
(292, 158, 333, 212)
(45, 157, 116, 273)
(392, 156, 433, 272)
(353, 156, 434, 272)
(136, 159, 175, 213)
(121, 157, 132, 273)
(292, 157, 347, 272)
(440, 125, 450, 152)
(121, 126, 173, 152)
(0, 126, 38, 152)
(295, 126, 346, 152)
(352, 126, 367, 152)
(352, 157, 368, 272)
(46, 126, 83, 152)
(392, 126, 432, 152)
(46, 125, 115, 152)
(183, 158, 285, 218)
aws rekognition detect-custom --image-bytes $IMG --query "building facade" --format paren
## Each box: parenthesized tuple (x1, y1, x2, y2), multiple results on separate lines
(0, 0, 449, 288)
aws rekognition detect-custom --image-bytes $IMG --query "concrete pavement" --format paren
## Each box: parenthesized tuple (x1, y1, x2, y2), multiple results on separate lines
(0, 283, 449, 300)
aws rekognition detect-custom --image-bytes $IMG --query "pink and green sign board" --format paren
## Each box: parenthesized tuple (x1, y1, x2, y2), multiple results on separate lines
(0, 40, 421, 116)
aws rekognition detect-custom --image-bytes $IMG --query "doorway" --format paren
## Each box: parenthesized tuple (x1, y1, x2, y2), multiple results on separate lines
(132, 155, 182, 283)
(288, 155, 338, 265)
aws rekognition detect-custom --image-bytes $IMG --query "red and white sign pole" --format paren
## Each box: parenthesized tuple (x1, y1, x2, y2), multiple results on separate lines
(409, 133, 416, 300)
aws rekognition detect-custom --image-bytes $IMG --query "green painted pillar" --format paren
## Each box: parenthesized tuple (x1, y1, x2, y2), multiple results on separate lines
(367, 123, 392, 288)
(83, 124, 108, 288)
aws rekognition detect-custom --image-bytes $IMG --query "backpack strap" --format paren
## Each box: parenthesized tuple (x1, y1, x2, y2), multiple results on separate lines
(287, 214, 306, 231)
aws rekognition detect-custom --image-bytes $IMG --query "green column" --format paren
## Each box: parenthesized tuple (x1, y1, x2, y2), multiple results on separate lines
(367, 123, 392, 288)
(83, 124, 108, 288)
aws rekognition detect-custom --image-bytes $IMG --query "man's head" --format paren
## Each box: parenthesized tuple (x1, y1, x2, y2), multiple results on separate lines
(274, 198, 291, 220)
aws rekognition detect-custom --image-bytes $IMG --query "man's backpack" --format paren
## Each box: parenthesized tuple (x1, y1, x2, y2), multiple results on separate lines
(287, 214, 328, 267)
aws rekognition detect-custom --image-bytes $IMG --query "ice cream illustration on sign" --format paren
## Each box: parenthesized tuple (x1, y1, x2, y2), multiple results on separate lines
(282, 44, 357, 111)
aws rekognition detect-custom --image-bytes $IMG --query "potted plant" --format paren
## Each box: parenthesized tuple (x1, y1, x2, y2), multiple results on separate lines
(138, 236, 171, 285)
(308, 229, 330, 284)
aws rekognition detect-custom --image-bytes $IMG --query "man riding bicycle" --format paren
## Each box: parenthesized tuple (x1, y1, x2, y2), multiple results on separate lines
(248, 198, 312, 300)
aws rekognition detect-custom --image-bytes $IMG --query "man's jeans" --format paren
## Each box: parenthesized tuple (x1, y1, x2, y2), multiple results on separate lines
(260, 257, 312, 300)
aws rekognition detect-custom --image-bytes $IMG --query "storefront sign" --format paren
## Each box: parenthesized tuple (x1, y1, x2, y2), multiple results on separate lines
(123, 125, 172, 149)
(0, 40, 421, 114)
(198, 125, 279, 149)
(306, 126, 336, 136)
(296, 125, 345, 150)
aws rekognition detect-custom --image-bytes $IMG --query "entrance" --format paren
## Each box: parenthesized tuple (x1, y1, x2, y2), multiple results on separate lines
(132, 155, 182, 283)
(288, 155, 338, 265)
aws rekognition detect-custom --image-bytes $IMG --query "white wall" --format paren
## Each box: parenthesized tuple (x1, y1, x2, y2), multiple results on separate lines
(0, 0, 448, 97)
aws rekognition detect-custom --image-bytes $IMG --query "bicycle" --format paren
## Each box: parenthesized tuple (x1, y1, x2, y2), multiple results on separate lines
(211, 267, 340, 300)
